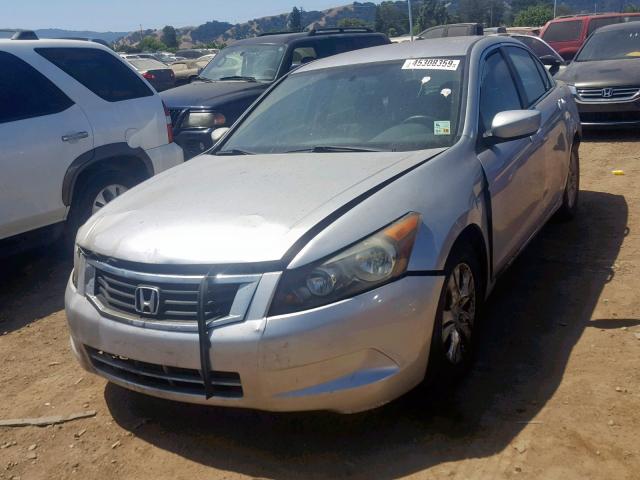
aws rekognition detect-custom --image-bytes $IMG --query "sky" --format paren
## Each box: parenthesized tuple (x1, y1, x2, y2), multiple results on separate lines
(3, 0, 367, 32)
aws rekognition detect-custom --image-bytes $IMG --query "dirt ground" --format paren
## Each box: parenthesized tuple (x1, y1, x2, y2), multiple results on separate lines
(1, 131, 639, 480)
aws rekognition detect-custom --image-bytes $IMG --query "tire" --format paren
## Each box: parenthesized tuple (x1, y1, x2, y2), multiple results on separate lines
(555, 147, 580, 221)
(64, 170, 136, 251)
(424, 244, 484, 388)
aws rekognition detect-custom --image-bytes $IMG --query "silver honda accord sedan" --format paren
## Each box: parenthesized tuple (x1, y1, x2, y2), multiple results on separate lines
(65, 36, 581, 413)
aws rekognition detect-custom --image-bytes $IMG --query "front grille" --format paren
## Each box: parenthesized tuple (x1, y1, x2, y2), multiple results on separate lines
(94, 268, 238, 323)
(580, 110, 640, 124)
(86, 347, 243, 397)
(168, 108, 185, 128)
(577, 86, 640, 101)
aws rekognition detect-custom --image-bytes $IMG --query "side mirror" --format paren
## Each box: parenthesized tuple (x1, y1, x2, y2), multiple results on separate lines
(486, 110, 541, 143)
(540, 54, 563, 67)
(211, 127, 230, 144)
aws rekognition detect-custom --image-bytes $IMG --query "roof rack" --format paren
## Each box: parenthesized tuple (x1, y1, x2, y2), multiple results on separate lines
(258, 30, 302, 37)
(0, 29, 39, 40)
(308, 27, 373, 35)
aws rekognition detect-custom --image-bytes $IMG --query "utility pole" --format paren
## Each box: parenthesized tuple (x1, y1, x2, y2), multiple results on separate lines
(139, 24, 144, 42)
(554, 0, 557, 18)
(408, 0, 414, 41)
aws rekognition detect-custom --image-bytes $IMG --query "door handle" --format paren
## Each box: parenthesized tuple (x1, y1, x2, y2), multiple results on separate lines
(62, 131, 89, 142)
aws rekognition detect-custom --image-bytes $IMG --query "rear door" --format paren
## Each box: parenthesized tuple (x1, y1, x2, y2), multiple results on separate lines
(0, 50, 93, 239)
(476, 49, 547, 273)
(504, 45, 568, 216)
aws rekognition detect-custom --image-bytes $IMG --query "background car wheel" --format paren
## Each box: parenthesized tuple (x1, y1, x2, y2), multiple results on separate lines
(555, 147, 580, 221)
(424, 245, 483, 388)
(64, 171, 136, 251)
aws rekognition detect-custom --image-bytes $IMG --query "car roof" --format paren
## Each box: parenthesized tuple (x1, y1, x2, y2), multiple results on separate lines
(549, 12, 640, 22)
(0, 38, 113, 52)
(590, 21, 640, 34)
(295, 35, 512, 73)
(232, 30, 386, 46)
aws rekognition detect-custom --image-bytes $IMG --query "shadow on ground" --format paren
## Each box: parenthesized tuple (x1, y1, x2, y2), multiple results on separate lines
(100, 190, 629, 479)
(0, 244, 71, 332)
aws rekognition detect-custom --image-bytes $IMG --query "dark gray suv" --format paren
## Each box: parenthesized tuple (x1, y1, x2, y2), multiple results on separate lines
(161, 28, 389, 159)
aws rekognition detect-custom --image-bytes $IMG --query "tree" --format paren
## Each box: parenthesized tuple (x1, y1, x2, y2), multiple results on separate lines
(624, 3, 640, 12)
(514, 4, 554, 27)
(337, 17, 371, 28)
(375, 1, 409, 36)
(288, 6, 303, 32)
(417, 0, 449, 32)
(161, 25, 178, 48)
(137, 36, 167, 52)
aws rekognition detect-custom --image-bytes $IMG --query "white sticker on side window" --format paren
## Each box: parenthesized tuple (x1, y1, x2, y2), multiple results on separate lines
(402, 58, 460, 71)
(434, 120, 451, 135)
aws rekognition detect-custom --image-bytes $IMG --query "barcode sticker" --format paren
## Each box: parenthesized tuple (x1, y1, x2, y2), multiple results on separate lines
(402, 58, 460, 71)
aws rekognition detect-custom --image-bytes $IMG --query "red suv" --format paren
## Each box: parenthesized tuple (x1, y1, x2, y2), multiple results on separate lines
(540, 13, 640, 60)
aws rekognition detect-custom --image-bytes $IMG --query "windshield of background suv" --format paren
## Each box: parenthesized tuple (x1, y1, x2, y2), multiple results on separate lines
(576, 28, 640, 61)
(220, 58, 466, 154)
(200, 44, 285, 82)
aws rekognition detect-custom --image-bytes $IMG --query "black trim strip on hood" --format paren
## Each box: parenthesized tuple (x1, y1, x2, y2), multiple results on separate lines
(280, 149, 447, 266)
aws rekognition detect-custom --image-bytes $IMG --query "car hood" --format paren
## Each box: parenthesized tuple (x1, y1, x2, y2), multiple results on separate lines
(160, 80, 269, 106)
(557, 58, 640, 87)
(78, 149, 444, 265)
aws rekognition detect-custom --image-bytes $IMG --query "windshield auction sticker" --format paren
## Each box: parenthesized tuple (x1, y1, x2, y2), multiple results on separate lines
(402, 58, 460, 70)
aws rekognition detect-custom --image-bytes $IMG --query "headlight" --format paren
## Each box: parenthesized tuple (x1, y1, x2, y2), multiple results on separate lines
(567, 84, 577, 96)
(72, 246, 88, 295)
(183, 111, 226, 129)
(269, 213, 421, 316)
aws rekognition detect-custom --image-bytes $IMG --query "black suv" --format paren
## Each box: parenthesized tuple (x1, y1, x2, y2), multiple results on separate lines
(161, 28, 390, 159)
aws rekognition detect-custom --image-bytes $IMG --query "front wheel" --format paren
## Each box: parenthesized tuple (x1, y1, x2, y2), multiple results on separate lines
(424, 246, 483, 387)
(555, 147, 579, 221)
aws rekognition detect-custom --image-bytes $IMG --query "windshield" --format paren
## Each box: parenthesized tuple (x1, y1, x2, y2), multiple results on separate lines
(220, 58, 465, 154)
(200, 44, 285, 82)
(576, 28, 640, 61)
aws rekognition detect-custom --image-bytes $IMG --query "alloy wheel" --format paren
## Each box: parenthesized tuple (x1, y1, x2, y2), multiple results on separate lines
(442, 263, 476, 365)
(92, 184, 128, 214)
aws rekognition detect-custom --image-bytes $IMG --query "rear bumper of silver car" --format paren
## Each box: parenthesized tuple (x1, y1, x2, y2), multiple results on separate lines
(65, 274, 443, 413)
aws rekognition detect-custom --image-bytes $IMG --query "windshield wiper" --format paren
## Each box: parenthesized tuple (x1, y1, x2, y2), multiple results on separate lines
(192, 75, 213, 83)
(219, 75, 258, 82)
(285, 145, 383, 153)
(216, 149, 255, 156)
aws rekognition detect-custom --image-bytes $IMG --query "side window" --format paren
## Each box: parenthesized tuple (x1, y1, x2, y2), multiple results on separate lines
(0, 51, 73, 124)
(422, 27, 445, 39)
(447, 25, 473, 37)
(506, 47, 547, 106)
(587, 17, 620, 35)
(542, 20, 583, 42)
(36, 47, 153, 102)
(479, 51, 522, 132)
(291, 46, 318, 68)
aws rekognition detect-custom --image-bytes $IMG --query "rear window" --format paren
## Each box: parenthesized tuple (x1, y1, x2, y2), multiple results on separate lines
(517, 35, 556, 58)
(447, 25, 474, 37)
(587, 17, 621, 35)
(422, 27, 446, 39)
(36, 47, 153, 102)
(129, 59, 167, 70)
(543, 20, 583, 42)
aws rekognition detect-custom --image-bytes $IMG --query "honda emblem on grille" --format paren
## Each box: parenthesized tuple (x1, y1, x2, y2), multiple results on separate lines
(602, 88, 613, 98)
(134, 286, 161, 315)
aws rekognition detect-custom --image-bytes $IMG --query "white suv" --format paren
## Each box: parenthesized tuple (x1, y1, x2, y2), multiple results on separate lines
(0, 37, 184, 253)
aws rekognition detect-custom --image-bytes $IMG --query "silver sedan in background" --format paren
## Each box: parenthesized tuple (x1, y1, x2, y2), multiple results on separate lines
(66, 36, 581, 413)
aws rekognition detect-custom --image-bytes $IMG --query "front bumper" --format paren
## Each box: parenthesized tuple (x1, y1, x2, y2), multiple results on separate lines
(174, 129, 214, 160)
(65, 274, 443, 413)
(574, 96, 640, 127)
